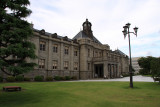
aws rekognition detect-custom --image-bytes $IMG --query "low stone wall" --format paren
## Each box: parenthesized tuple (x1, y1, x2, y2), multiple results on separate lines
(79, 71, 93, 79)
(0, 70, 98, 80)
(23, 70, 80, 79)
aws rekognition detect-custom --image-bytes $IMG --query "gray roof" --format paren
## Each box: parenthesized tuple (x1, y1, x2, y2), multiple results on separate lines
(114, 49, 128, 57)
(73, 31, 102, 44)
(33, 28, 101, 44)
(33, 28, 73, 42)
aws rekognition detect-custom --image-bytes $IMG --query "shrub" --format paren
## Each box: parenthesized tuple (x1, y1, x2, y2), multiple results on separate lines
(46, 77, 53, 81)
(72, 76, 78, 80)
(24, 77, 31, 81)
(15, 75, 24, 81)
(139, 69, 150, 75)
(61, 77, 66, 80)
(0, 76, 3, 82)
(65, 76, 71, 80)
(6, 76, 15, 82)
(34, 76, 44, 82)
(153, 77, 160, 82)
(54, 76, 61, 81)
(122, 73, 130, 77)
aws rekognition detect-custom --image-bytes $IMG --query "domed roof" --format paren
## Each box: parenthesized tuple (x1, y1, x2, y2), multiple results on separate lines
(82, 19, 92, 26)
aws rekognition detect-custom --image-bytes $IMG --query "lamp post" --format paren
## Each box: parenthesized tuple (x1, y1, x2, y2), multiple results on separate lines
(122, 23, 138, 88)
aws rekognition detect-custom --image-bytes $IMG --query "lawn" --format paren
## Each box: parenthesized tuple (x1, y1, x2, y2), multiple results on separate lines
(0, 82, 160, 107)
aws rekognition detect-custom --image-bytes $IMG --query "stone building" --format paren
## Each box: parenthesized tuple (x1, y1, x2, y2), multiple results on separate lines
(24, 19, 129, 79)
(0, 19, 129, 79)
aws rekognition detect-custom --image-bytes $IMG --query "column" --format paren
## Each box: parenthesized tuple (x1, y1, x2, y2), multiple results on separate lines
(111, 64, 114, 78)
(47, 39, 52, 71)
(60, 40, 64, 71)
(115, 64, 118, 78)
(108, 64, 111, 78)
(104, 62, 108, 78)
(70, 42, 74, 71)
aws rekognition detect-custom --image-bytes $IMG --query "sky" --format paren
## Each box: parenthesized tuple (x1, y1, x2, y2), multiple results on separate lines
(27, 0, 160, 57)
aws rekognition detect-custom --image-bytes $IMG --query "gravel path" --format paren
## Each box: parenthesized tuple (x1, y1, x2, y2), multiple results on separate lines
(76, 75, 154, 82)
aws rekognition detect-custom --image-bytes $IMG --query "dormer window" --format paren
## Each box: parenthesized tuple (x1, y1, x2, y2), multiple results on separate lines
(39, 29, 45, 35)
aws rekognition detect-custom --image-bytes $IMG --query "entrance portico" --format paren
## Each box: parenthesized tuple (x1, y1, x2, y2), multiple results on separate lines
(94, 64, 104, 78)
(108, 64, 118, 78)
(93, 62, 119, 79)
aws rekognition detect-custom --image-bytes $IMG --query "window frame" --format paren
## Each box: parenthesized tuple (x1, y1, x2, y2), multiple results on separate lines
(64, 46, 69, 55)
(74, 48, 78, 56)
(88, 49, 90, 57)
(53, 44, 58, 53)
(88, 63, 90, 70)
(53, 60, 58, 70)
(39, 59, 45, 69)
(74, 62, 78, 70)
(64, 61, 69, 70)
(40, 41, 46, 51)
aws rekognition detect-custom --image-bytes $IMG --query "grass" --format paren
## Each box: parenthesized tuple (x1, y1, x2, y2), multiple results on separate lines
(0, 82, 160, 107)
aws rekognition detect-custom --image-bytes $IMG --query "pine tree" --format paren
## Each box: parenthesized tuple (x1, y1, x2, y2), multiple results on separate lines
(0, 0, 37, 76)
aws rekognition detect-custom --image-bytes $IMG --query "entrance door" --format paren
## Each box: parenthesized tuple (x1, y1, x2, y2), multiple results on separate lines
(94, 64, 104, 78)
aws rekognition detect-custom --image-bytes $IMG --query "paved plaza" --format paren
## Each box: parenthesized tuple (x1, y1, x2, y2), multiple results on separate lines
(77, 75, 154, 82)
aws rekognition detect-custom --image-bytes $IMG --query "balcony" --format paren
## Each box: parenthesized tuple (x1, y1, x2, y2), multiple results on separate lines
(92, 57, 118, 62)
(92, 57, 104, 62)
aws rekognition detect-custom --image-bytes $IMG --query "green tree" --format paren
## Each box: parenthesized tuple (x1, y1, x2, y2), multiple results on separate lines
(151, 58, 160, 83)
(0, 0, 37, 76)
(138, 56, 155, 75)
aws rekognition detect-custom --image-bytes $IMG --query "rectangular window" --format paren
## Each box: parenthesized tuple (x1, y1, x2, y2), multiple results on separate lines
(99, 52, 102, 57)
(111, 55, 113, 60)
(39, 59, 45, 69)
(107, 53, 109, 57)
(53, 44, 58, 53)
(95, 51, 98, 57)
(53, 60, 58, 69)
(40, 41, 46, 51)
(64, 46, 69, 55)
(88, 49, 90, 57)
(64, 61, 69, 70)
(74, 48, 78, 56)
(74, 62, 78, 70)
(115, 57, 117, 61)
(93, 51, 94, 57)
(88, 63, 90, 70)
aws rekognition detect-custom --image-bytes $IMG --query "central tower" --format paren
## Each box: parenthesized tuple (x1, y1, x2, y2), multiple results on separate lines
(82, 19, 93, 39)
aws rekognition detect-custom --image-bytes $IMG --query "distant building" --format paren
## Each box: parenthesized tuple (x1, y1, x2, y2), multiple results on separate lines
(132, 57, 141, 74)
(1, 19, 129, 79)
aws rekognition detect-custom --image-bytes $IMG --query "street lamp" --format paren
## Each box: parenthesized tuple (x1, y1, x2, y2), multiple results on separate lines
(122, 23, 138, 88)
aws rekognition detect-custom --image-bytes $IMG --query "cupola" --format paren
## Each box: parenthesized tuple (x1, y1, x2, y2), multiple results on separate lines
(82, 19, 93, 39)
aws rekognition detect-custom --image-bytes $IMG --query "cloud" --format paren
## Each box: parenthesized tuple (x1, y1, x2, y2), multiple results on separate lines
(27, 0, 160, 57)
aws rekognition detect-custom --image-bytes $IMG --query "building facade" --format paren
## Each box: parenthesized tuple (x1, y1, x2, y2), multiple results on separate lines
(0, 19, 129, 79)
(132, 57, 141, 74)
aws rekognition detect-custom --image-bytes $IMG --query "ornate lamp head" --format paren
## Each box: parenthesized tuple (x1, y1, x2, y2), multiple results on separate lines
(133, 27, 138, 35)
(122, 30, 127, 38)
(126, 23, 131, 28)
